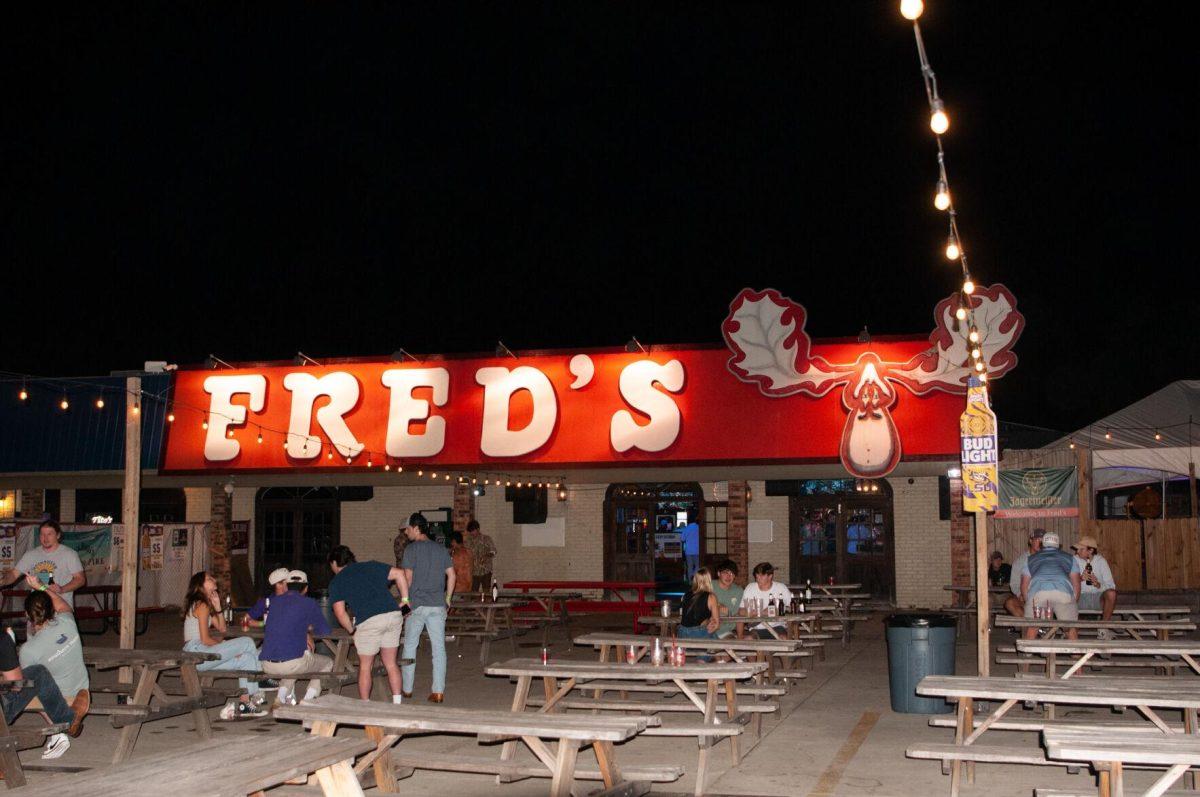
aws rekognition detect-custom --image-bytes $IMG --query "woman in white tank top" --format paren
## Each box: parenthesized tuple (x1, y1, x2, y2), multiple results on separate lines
(182, 571, 265, 719)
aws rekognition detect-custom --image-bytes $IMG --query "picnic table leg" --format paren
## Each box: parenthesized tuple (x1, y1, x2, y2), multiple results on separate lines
(594, 740, 623, 789)
(724, 678, 741, 765)
(498, 675, 532, 781)
(1045, 652, 1057, 719)
(179, 661, 213, 740)
(694, 679, 719, 797)
(112, 663, 159, 764)
(365, 725, 399, 792)
(314, 758, 366, 797)
(1184, 709, 1197, 789)
(0, 710, 27, 787)
(948, 697, 971, 796)
(549, 738, 581, 797)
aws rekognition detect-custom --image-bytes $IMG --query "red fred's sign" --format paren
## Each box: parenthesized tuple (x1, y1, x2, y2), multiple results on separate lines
(159, 286, 1022, 476)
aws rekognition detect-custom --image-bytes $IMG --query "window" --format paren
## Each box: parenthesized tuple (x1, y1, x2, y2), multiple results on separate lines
(845, 508, 886, 555)
(704, 502, 728, 556)
(75, 488, 186, 523)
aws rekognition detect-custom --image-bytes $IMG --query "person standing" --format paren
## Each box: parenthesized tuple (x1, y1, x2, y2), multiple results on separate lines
(679, 521, 701, 580)
(249, 569, 332, 706)
(400, 513, 455, 703)
(738, 562, 793, 639)
(1020, 531, 1082, 641)
(327, 545, 410, 703)
(449, 532, 474, 594)
(1004, 529, 1044, 617)
(711, 559, 744, 638)
(464, 519, 497, 593)
(1072, 536, 1119, 638)
(4, 520, 86, 608)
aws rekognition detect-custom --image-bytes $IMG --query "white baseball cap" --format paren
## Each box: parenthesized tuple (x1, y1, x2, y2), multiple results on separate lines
(1042, 531, 1061, 548)
(267, 567, 292, 585)
(287, 569, 308, 584)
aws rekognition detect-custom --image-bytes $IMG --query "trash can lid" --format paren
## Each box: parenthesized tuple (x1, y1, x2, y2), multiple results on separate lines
(885, 613, 957, 628)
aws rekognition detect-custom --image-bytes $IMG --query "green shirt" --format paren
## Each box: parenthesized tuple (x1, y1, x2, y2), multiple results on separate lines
(712, 582, 744, 637)
(20, 613, 89, 699)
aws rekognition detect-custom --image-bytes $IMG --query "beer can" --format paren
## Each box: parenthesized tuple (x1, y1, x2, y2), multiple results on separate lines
(541, 647, 549, 665)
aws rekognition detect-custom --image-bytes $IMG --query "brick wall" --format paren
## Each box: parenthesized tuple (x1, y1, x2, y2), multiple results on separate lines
(209, 486, 232, 595)
(892, 476, 952, 608)
(452, 483, 474, 533)
(948, 477, 974, 587)
(59, 489, 76, 524)
(340, 484, 455, 564)
(727, 481, 749, 580)
(746, 480, 790, 583)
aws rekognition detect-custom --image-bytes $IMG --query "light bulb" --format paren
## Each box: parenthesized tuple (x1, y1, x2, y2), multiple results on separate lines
(963, 279, 976, 294)
(945, 236, 960, 261)
(202, 420, 209, 430)
(346, 456, 352, 464)
(968, 329, 980, 343)
(955, 306, 967, 321)
(934, 180, 950, 211)
(167, 412, 175, 423)
(979, 372, 988, 382)
(132, 403, 140, 416)
(96, 398, 105, 409)
(1069, 441, 1076, 450)
(18, 389, 28, 401)
(974, 360, 984, 372)
(900, 0, 924, 21)
(327, 449, 333, 459)
(367, 458, 373, 467)
(930, 99, 949, 135)
(397, 466, 403, 473)
(227, 429, 234, 438)
(385, 463, 391, 471)
(60, 398, 69, 411)
(257, 432, 263, 444)
(1155, 431, 1162, 441)
(418, 470, 424, 476)
(971, 347, 981, 360)
(1104, 431, 1112, 440)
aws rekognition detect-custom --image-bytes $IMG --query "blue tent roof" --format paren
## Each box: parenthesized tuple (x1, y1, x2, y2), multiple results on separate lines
(0, 375, 170, 472)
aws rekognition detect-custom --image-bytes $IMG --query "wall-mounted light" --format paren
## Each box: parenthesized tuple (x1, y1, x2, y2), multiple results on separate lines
(473, 484, 486, 498)
(946, 467, 962, 479)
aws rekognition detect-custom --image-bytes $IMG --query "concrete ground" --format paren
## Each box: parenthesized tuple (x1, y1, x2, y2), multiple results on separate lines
(9, 611, 1191, 795)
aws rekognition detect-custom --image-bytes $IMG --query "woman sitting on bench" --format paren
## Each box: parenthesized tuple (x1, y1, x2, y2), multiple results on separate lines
(20, 574, 90, 739)
(182, 571, 266, 720)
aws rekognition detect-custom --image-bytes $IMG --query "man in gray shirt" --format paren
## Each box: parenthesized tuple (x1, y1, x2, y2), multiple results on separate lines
(1003, 528, 1044, 618)
(400, 513, 454, 703)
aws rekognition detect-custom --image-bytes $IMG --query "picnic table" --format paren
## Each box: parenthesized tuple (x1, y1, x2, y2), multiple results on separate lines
(1042, 726, 1200, 797)
(907, 675, 1200, 797)
(1013, 638, 1200, 679)
(505, 580, 658, 632)
(448, 598, 522, 663)
(10, 733, 374, 796)
(1, 585, 163, 636)
(83, 647, 227, 765)
(994, 616, 1196, 642)
(487, 656, 766, 796)
(275, 693, 681, 796)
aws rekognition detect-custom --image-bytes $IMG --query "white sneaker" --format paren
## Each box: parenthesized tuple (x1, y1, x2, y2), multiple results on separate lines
(219, 701, 238, 721)
(42, 733, 70, 760)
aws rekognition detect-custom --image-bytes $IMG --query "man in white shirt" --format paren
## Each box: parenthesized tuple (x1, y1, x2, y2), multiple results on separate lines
(1071, 535, 1118, 637)
(1003, 529, 1044, 618)
(3, 520, 86, 608)
(738, 562, 793, 639)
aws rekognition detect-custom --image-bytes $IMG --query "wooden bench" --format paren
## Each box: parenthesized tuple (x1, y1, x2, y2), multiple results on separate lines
(1012, 639, 1200, 679)
(275, 693, 682, 796)
(577, 631, 812, 684)
(0, 679, 69, 789)
(994, 616, 1196, 642)
(197, 660, 414, 694)
(10, 733, 374, 796)
(74, 605, 164, 636)
(1043, 726, 1200, 797)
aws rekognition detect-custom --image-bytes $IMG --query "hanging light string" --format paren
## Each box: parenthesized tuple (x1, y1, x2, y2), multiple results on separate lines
(0, 369, 568, 494)
(901, 2, 987, 380)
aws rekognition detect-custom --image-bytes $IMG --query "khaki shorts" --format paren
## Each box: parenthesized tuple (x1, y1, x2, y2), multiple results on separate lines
(354, 610, 404, 655)
(1026, 590, 1078, 621)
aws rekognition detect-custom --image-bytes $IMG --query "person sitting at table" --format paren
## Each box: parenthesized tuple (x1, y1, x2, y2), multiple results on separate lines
(711, 559, 744, 639)
(182, 571, 267, 720)
(679, 568, 721, 642)
(1019, 531, 1082, 641)
(249, 569, 332, 706)
(20, 574, 90, 739)
(739, 562, 793, 639)
(449, 532, 474, 594)
(2, 621, 79, 760)
(1004, 529, 1044, 618)
(1071, 535, 1119, 639)
(988, 551, 1011, 587)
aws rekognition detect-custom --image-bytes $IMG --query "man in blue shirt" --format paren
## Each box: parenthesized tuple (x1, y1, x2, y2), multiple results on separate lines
(327, 545, 411, 702)
(1019, 531, 1082, 641)
(248, 569, 332, 705)
(400, 513, 455, 703)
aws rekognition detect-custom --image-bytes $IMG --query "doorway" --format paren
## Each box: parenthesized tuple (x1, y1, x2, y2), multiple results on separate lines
(255, 487, 340, 593)
(788, 479, 894, 598)
(603, 483, 703, 590)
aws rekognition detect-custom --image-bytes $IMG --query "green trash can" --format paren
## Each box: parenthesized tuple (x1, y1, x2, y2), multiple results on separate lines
(885, 613, 956, 714)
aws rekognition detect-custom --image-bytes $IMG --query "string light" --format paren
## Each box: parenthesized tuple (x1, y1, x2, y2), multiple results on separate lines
(18, 386, 28, 401)
(955, 306, 967, 321)
(384, 463, 391, 471)
(1104, 430, 1112, 440)
(929, 98, 949, 135)
(257, 430, 263, 444)
(900, 0, 923, 21)
(202, 419, 209, 430)
(1069, 440, 1076, 450)
(968, 329, 980, 343)
(60, 394, 69, 411)
(970, 347, 981, 360)
(962, 278, 975, 294)
(934, 179, 950, 211)
(95, 397, 105, 409)
(1155, 430, 1162, 441)
(227, 428, 235, 438)
(945, 235, 960, 261)
(167, 411, 175, 423)
(132, 398, 140, 416)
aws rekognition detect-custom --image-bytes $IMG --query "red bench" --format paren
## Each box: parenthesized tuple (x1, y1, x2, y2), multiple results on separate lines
(504, 580, 659, 632)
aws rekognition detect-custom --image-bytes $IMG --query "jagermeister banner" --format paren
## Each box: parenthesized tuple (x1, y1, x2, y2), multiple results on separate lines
(997, 467, 1079, 518)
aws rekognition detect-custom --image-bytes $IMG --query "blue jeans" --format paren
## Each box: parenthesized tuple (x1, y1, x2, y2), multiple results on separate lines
(401, 606, 447, 694)
(678, 625, 715, 640)
(3, 663, 74, 726)
(184, 636, 261, 695)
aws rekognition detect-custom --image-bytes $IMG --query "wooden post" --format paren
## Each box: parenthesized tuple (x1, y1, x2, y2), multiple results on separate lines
(119, 377, 142, 683)
(1188, 462, 1197, 521)
(1075, 445, 1092, 537)
(974, 510, 990, 677)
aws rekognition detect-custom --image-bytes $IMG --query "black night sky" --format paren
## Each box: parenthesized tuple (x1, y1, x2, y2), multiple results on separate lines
(4, 4, 1196, 434)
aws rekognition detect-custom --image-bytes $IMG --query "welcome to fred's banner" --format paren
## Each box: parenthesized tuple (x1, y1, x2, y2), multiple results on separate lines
(997, 467, 1079, 518)
(959, 377, 999, 513)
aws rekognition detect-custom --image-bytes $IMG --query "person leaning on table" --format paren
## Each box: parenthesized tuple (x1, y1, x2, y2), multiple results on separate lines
(1019, 531, 1082, 641)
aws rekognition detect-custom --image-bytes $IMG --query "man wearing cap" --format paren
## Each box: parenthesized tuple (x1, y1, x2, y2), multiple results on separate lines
(1020, 531, 1082, 640)
(1072, 536, 1118, 638)
(1004, 529, 1044, 618)
(248, 569, 332, 705)
(738, 562, 793, 639)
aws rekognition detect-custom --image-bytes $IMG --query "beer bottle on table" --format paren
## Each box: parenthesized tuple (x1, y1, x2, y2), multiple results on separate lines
(804, 580, 812, 602)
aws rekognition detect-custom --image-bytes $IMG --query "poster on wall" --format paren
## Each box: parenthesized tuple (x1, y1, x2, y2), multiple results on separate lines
(997, 467, 1079, 518)
(0, 525, 15, 569)
(230, 521, 249, 555)
(109, 526, 124, 572)
(169, 527, 189, 560)
(62, 526, 113, 577)
(141, 524, 164, 571)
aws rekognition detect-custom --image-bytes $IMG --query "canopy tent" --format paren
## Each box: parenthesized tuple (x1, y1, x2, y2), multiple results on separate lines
(1048, 380, 1200, 490)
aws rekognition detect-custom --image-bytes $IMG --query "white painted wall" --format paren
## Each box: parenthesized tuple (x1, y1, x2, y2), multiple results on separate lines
(891, 476, 951, 608)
